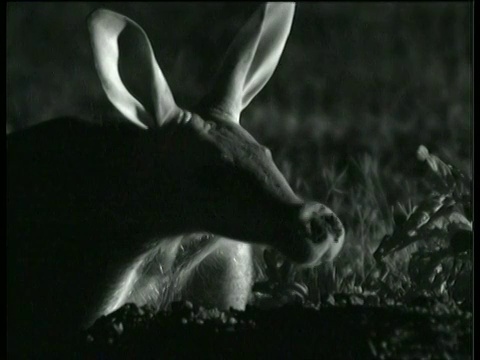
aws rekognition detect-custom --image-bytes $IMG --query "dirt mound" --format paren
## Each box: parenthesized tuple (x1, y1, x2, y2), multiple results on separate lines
(77, 298, 472, 359)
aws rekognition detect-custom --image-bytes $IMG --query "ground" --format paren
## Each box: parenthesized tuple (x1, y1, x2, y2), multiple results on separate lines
(79, 299, 471, 359)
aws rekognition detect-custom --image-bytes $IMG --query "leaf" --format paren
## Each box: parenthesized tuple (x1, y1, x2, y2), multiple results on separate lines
(374, 188, 471, 261)
(417, 145, 471, 198)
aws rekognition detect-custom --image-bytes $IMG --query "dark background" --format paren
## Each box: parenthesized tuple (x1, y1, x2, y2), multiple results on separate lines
(7, 3, 471, 157)
(6, 2, 472, 279)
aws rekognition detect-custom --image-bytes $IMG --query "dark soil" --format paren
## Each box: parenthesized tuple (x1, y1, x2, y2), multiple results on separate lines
(75, 296, 472, 359)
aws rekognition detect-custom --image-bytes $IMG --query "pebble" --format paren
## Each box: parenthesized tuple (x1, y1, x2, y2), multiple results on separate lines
(112, 322, 124, 335)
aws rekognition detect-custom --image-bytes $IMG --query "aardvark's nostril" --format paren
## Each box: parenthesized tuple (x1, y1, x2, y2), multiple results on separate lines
(307, 213, 344, 244)
(299, 202, 344, 245)
(310, 216, 327, 244)
(324, 213, 344, 241)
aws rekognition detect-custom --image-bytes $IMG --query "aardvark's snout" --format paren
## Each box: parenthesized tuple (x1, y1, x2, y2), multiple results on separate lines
(308, 210, 345, 244)
(281, 202, 345, 267)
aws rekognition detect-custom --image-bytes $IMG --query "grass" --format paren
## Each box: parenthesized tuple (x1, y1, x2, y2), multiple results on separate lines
(264, 145, 472, 307)
(7, 3, 472, 307)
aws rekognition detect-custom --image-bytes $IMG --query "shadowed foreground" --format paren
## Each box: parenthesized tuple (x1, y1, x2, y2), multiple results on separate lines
(77, 299, 471, 359)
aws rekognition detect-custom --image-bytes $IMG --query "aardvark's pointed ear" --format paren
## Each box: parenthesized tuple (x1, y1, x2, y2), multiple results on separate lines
(88, 9, 182, 129)
(199, 2, 295, 124)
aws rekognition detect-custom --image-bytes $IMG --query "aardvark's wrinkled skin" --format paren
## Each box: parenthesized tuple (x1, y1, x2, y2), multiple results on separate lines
(7, 3, 344, 356)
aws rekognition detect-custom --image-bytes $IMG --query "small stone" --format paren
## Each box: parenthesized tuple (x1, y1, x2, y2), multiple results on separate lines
(349, 295, 364, 306)
(220, 313, 228, 324)
(324, 294, 336, 306)
(184, 301, 194, 310)
(112, 322, 124, 335)
(384, 298, 395, 306)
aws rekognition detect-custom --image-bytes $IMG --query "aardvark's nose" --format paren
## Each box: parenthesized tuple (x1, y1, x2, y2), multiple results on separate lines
(298, 202, 345, 263)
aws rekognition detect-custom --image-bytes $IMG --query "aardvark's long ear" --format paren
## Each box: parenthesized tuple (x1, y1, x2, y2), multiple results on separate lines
(88, 9, 182, 129)
(199, 3, 295, 124)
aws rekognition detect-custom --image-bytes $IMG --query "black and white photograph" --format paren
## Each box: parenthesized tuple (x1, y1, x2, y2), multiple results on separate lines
(7, 2, 473, 358)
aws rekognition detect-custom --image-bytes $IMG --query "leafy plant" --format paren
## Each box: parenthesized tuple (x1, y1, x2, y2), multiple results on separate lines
(374, 145, 472, 307)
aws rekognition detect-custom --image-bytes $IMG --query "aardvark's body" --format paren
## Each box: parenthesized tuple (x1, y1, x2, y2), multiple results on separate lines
(7, 3, 345, 356)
